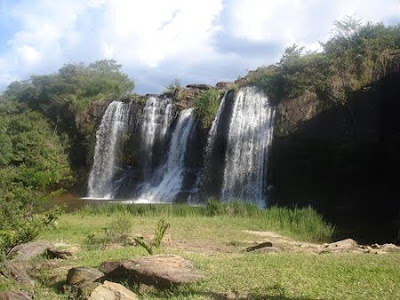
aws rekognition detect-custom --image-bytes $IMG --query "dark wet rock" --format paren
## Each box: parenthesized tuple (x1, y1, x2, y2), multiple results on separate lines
(245, 241, 273, 252)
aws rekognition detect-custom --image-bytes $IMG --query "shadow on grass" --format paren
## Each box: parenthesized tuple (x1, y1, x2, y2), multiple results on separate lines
(145, 284, 314, 300)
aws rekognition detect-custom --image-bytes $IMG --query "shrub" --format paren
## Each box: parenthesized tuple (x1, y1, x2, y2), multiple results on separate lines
(194, 89, 221, 129)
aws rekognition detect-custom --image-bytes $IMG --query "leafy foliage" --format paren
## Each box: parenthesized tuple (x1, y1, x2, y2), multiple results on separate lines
(0, 99, 72, 256)
(194, 88, 221, 129)
(248, 19, 400, 104)
(4, 59, 135, 168)
(134, 219, 170, 255)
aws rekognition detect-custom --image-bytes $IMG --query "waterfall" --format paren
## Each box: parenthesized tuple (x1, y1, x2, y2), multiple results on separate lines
(204, 91, 227, 170)
(138, 108, 196, 203)
(87, 101, 131, 199)
(140, 96, 174, 179)
(221, 87, 274, 206)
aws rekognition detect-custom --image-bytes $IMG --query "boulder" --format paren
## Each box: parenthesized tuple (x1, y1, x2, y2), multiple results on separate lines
(2, 261, 34, 286)
(380, 243, 400, 252)
(325, 238, 358, 250)
(8, 241, 54, 261)
(0, 291, 32, 300)
(47, 246, 78, 259)
(88, 281, 139, 300)
(66, 267, 104, 285)
(100, 254, 206, 288)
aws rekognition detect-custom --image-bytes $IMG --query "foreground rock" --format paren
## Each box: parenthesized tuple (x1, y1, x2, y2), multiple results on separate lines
(99, 254, 206, 288)
(0, 291, 32, 300)
(66, 267, 105, 285)
(47, 245, 79, 259)
(244, 231, 399, 255)
(8, 241, 54, 261)
(88, 280, 139, 300)
(2, 261, 34, 286)
(324, 238, 358, 250)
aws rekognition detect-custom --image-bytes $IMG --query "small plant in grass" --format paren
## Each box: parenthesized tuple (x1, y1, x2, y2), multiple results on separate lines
(105, 212, 133, 244)
(134, 219, 170, 255)
(84, 212, 133, 249)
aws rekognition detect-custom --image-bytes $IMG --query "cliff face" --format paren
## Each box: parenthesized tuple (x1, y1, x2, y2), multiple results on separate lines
(269, 72, 400, 233)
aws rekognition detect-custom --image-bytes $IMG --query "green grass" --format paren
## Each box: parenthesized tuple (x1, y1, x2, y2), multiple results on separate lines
(4, 204, 399, 299)
(76, 201, 334, 242)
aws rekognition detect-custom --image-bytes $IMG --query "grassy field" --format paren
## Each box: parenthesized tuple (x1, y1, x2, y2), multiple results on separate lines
(2, 204, 400, 299)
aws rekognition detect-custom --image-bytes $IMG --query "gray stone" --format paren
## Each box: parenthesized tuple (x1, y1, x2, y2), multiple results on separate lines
(325, 238, 358, 250)
(88, 280, 139, 300)
(0, 291, 32, 300)
(2, 261, 34, 286)
(380, 243, 400, 252)
(66, 267, 104, 285)
(8, 241, 54, 261)
(101, 254, 206, 288)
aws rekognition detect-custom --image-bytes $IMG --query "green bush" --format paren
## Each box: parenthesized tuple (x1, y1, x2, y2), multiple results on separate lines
(194, 88, 221, 129)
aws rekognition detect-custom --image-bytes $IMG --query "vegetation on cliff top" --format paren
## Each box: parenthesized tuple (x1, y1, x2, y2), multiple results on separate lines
(247, 18, 400, 104)
(194, 88, 221, 130)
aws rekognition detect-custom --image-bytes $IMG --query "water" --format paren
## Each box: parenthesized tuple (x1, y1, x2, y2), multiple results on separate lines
(221, 87, 274, 206)
(86, 87, 274, 205)
(203, 91, 227, 172)
(138, 108, 196, 202)
(140, 96, 174, 179)
(87, 101, 131, 198)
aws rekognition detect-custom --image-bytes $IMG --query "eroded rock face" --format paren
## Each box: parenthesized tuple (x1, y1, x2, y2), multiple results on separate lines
(66, 267, 104, 286)
(88, 281, 139, 300)
(0, 291, 32, 300)
(100, 254, 206, 288)
(8, 241, 54, 261)
(275, 91, 324, 137)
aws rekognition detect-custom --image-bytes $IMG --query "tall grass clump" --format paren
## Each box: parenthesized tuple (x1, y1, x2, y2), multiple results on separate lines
(262, 206, 335, 242)
(77, 200, 334, 242)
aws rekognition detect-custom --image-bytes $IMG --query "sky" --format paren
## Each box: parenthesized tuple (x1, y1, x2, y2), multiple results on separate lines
(0, 0, 399, 94)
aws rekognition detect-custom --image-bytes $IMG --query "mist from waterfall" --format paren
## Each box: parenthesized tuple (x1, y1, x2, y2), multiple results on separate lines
(221, 87, 274, 206)
(87, 101, 131, 199)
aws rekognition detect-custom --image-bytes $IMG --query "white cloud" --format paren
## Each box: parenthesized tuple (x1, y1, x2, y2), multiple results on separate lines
(16, 45, 42, 65)
(0, 0, 399, 92)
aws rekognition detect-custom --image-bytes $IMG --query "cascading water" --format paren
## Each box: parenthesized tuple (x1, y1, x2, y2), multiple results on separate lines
(86, 86, 274, 205)
(140, 96, 174, 179)
(87, 101, 131, 199)
(221, 87, 274, 206)
(204, 91, 227, 170)
(137, 108, 196, 203)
